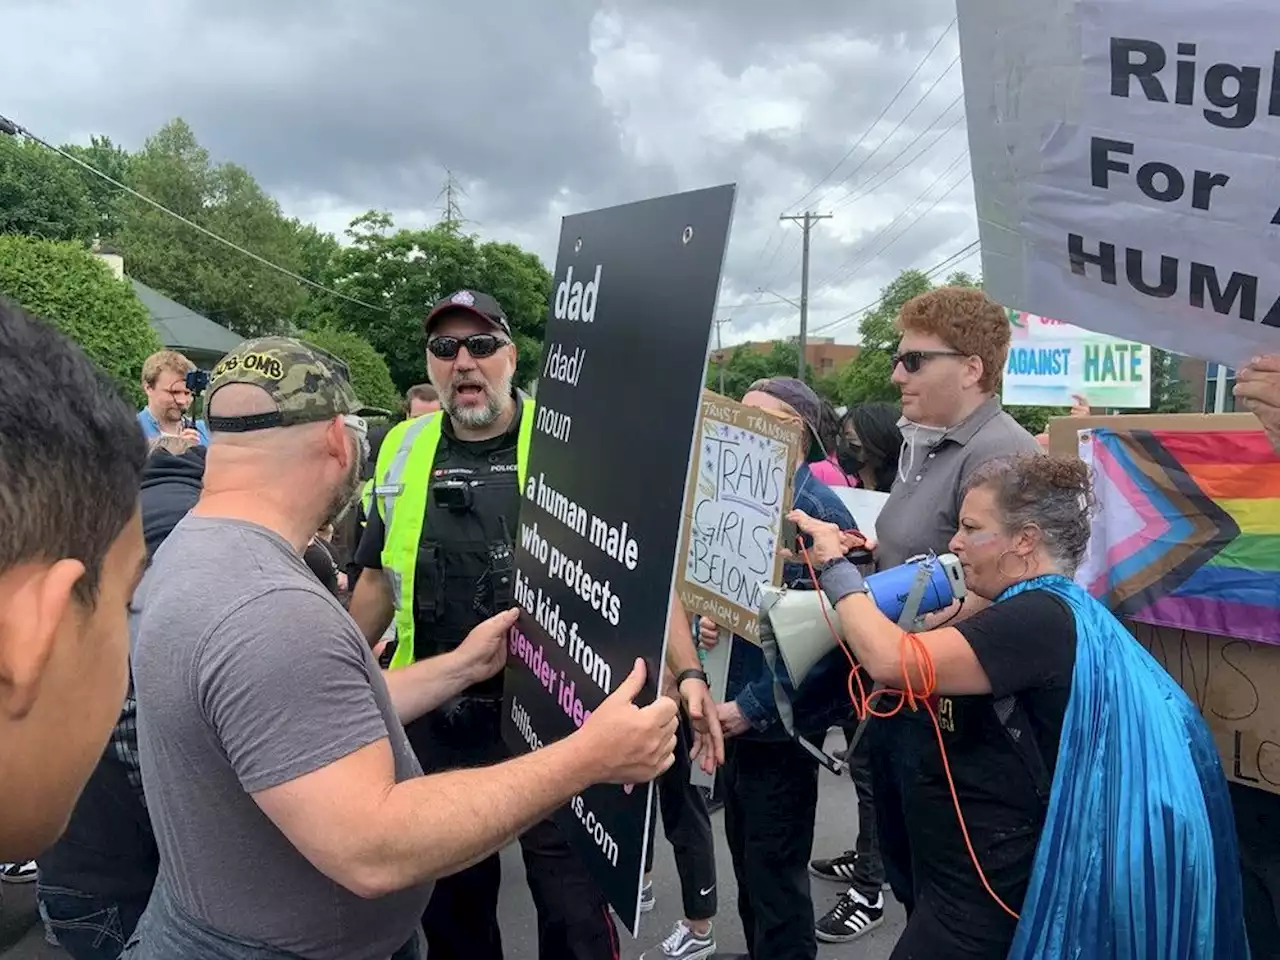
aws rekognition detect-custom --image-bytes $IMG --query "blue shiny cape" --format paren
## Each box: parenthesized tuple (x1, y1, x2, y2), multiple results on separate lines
(1004, 575, 1249, 959)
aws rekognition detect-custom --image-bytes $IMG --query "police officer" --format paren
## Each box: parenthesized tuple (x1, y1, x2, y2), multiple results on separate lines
(349, 289, 617, 960)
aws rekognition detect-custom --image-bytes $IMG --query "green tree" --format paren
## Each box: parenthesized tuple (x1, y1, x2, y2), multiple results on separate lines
(835, 269, 985, 408)
(1143, 348, 1193, 414)
(312, 212, 553, 392)
(706, 341, 810, 400)
(0, 135, 97, 242)
(61, 135, 134, 241)
(0, 234, 161, 405)
(115, 119, 309, 338)
(298, 324, 401, 413)
(836, 269, 933, 407)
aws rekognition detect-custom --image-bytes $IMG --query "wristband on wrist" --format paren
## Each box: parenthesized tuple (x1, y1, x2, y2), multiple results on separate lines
(675, 668, 709, 688)
(816, 557, 867, 607)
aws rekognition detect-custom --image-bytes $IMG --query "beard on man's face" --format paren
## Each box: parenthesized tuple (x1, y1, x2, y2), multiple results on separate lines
(322, 445, 363, 529)
(437, 365, 515, 429)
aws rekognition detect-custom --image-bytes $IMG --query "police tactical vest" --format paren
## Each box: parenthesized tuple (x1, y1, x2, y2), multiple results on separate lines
(376, 398, 534, 671)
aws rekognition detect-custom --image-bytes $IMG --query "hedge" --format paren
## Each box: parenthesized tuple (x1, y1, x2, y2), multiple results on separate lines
(299, 326, 401, 414)
(0, 234, 160, 407)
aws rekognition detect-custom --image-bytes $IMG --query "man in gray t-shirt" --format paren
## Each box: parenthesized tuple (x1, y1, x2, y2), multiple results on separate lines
(126, 337, 680, 960)
(133, 515, 429, 959)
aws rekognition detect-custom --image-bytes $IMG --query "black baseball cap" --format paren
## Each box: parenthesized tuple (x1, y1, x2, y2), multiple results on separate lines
(424, 290, 512, 337)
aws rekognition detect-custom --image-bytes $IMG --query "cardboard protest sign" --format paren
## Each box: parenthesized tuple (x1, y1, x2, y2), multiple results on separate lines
(1131, 622, 1280, 798)
(1003, 310, 1151, 408)
(958, 0, 1280, 367)
(501, 185, 736, 935)
(675, 390, 805, 646)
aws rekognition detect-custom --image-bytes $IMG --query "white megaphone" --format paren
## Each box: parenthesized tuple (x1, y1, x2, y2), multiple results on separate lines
(760, 553, 967, 688)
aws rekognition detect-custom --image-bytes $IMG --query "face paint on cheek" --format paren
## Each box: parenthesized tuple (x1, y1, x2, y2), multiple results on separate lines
(964, 530, 1001, 548)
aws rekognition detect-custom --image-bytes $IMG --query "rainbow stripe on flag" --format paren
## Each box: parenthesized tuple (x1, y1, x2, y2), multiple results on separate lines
(1077, 428, 1280, 644)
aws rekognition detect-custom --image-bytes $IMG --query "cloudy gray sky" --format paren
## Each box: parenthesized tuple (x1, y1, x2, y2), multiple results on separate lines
(2, 0, 978, 345)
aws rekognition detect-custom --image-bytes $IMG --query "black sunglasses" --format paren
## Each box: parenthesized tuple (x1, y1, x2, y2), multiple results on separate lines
(891, 349, 965, 374)
(427, 334, 508, 360)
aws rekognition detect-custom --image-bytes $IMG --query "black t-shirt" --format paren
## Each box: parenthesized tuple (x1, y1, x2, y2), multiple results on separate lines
(903, 588, 1077, 956)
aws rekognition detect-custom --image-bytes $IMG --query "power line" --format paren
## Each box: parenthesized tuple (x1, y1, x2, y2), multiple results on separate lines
(808, 239, 982, 337)
(0, 113, 389, 314)
(812, 53, 961, 211)
(786, 17, 957, 213)
(744, 16, 958, 316)
(827, 98, 966, 214)
(814, 149, 970, 291)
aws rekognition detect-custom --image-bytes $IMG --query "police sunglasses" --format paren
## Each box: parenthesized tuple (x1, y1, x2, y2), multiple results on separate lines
(427, 334, 508, 360)
(891, 349, 965, 374)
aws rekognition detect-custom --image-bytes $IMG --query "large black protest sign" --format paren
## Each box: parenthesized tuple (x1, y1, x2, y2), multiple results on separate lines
(501, 185, 736, 934)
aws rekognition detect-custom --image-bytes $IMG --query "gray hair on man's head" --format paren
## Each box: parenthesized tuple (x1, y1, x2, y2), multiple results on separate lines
(962, 453, 1093, 576)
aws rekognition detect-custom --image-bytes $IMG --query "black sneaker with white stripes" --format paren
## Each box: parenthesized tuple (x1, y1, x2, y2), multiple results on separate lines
(808, 849, 863, 883)
(815, 887, 884, 944)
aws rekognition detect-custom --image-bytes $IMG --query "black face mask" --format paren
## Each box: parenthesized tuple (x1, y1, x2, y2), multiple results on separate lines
(836, 442, 864, 477)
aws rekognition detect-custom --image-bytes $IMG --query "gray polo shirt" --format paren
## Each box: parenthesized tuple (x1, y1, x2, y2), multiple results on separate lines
(877, 397, 1041, 568)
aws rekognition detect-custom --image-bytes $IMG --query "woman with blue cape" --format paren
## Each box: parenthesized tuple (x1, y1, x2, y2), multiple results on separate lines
(790, 453, 1248, 959)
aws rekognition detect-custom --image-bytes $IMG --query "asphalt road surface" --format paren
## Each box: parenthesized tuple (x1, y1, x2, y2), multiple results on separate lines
(1, 733, 907, 959)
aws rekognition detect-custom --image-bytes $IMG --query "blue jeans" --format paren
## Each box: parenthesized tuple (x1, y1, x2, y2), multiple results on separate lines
(38, 883, 148, 960)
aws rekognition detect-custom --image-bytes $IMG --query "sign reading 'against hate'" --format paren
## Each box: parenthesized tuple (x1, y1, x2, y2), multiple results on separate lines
(501, 185, 736, 935)
(958, 0, 1280, 367)
(1003, 310, 1151, 408)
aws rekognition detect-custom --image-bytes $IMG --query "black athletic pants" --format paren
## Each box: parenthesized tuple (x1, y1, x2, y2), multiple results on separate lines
(722, 737, 820, 960)
(407, 700, 618, 960)
(643, 711, 717, 921)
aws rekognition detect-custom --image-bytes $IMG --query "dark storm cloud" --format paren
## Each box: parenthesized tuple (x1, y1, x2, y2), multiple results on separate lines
(1, 0, 974, 341)
(2, 0, 669, 222)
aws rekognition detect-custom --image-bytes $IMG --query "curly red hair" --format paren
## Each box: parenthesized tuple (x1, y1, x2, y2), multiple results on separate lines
(896, 287, 1011, 393)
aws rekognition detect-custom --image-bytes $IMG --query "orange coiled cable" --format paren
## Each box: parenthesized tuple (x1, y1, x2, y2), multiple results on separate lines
(798, 537, 1020, 921)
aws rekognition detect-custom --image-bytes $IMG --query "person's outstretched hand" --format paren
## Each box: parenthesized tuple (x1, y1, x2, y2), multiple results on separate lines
(453, 608, 518, 683)
(1236, 355, 1280, 454)
(788, 509, 858, 565)
(679, 675, 725, 773)
(578, 659, 678, 785)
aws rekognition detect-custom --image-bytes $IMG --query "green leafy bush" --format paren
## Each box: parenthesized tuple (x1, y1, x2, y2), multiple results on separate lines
(0, 234, 161, 406)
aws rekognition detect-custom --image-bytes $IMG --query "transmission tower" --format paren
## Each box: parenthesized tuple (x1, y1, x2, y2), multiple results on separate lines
(436, 169, 471, 230)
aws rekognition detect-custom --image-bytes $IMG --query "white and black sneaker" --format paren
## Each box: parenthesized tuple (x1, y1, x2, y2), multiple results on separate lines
(0, 861, 38, 883)
(809, 849, 861, 882)
(639, 880, 656, 913)
(815, 887, 884, 943)
(640, 920, 715, 959)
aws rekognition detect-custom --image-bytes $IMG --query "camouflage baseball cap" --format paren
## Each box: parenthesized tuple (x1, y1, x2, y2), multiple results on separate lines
(205, 336, 382, 432)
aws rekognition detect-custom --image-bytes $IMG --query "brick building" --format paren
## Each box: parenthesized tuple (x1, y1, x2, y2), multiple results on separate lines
(709, 336, 860, 377)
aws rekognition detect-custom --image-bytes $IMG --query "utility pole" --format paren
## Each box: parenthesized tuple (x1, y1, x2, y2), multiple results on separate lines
(712, 316, 730, 395)
(779, 211, 832, 380)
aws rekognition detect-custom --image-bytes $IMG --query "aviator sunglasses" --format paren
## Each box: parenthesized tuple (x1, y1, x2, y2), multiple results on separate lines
(891, 349, 965, 374)
(427, 333, 509, 360)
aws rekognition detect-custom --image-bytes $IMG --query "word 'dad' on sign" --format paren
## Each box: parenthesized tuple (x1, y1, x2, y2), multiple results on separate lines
(675, 390, 805, 645)
(958, 0, 1280, 367)
(501, 185, 736, 936)
(1004, 310, 1150, 408)
(1131, 623, 1280, 796)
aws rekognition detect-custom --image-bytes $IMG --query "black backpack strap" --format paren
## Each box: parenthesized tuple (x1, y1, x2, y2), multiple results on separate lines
(993, 694, 1052, 810)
